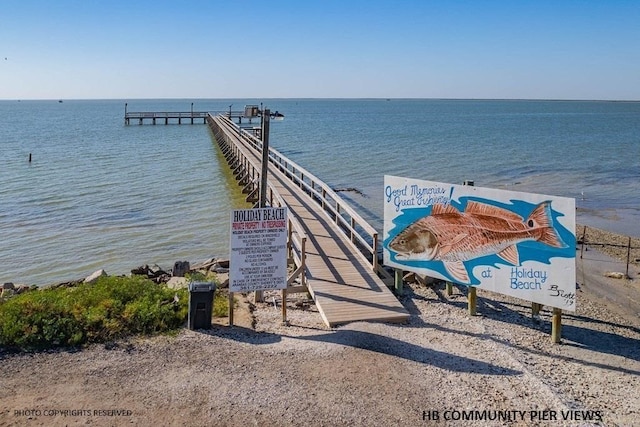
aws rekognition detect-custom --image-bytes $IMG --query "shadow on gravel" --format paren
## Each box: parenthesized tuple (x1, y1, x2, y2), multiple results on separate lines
(195, 325, 282, 345)
(292, 329, 522, 376)
(399, 283, 640, 374)
(0, 345, 84, 361)
(194, 320, 520, 375)
(474, 292, 640, 367)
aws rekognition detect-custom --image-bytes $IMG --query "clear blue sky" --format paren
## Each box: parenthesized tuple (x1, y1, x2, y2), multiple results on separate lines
(1, 0, 639, 100)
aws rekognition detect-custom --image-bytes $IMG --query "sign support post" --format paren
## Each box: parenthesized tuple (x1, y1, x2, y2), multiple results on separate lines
(394, 268, 403, 295)
(552, 307, 562, 343)
(468, 287, 477, 316)
(281, 289, 288, 325)
(532, 302, 542, 317)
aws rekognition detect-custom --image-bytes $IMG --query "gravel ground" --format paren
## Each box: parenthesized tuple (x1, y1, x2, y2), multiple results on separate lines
(1, 225, 639, 427)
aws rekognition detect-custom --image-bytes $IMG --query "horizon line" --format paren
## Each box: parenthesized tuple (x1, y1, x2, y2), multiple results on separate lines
(2, 97, 639, 103)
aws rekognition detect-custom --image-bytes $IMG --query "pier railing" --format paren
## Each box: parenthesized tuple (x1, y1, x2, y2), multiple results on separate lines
(218, 115, 382, 275)
(270, 150, 380, 272)
(269, 187, 307, 291)
(125, 110, 246, 125)
(126, 112, 210, 119)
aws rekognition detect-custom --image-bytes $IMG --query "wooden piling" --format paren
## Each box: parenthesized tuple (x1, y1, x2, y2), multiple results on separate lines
(552, 307, 562, 343)
(228, 292, 235, 326)
(580, 225, 587, 259)
(532, 302, 542, 317)
(282, 289, 288, 325)
(468, 286, 477, 316)
(394, 269, 404, 295)
(626, 236, 631, 279)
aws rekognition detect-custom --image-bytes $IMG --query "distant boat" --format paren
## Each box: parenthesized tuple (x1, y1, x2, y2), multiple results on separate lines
(58, 100, 63, 103)
(271, 111, 284, 121)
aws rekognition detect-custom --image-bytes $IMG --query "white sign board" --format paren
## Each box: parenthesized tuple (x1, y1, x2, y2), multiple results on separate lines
(383, 175, 576, 311)
(229, 207, 288, 292)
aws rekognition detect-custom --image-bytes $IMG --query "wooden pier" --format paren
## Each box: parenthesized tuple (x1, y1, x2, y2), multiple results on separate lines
(124, 104, 263, 126)
(124, 111, 211, 125)
(123, 106, 408, 327)
(207, 114, 409, 327)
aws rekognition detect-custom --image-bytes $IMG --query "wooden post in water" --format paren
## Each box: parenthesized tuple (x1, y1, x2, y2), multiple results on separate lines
(552, 307, 562, 343)
(626, 236, 631, 279)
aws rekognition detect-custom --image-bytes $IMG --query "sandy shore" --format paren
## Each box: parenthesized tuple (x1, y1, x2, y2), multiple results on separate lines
(577, 223, 640, 268)
(1, 225, 639, 427)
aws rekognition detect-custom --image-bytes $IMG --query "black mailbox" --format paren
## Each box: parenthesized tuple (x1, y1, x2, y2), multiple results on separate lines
(188, 282, 215, 330)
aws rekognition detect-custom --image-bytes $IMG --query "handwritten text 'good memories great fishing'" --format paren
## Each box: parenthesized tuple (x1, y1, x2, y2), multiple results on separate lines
(385, 184, 451, 212)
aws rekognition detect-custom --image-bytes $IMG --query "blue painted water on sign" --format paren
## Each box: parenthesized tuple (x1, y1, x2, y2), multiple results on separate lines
(385, 197, 576, 285)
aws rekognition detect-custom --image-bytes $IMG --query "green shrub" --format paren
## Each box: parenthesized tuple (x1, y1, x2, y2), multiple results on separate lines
(213, 292, 229, 317)
(0, 276, 188, 351)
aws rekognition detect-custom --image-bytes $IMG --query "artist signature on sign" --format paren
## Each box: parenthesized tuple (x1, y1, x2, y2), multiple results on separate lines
(549, 284, 575, 307)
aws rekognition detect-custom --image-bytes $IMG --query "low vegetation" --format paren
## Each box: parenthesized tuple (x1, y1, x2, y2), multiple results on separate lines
(0, 276, 194, 351)
(185, 271, 230, 317)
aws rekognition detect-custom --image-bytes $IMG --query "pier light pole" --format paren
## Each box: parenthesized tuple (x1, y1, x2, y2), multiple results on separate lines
(259, 108, 270, 208)
(255, 108, 271, 303)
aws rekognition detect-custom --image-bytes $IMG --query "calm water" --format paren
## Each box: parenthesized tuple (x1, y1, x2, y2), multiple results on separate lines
(1, 99, 639, 285)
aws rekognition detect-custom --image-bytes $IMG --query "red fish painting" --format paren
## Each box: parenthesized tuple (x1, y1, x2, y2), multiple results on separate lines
(388, 201, 566, 283)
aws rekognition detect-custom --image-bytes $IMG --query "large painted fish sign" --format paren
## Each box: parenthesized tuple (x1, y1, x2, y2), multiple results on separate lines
(388, 200, 565, 283)
(383, 175, 576, 311)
